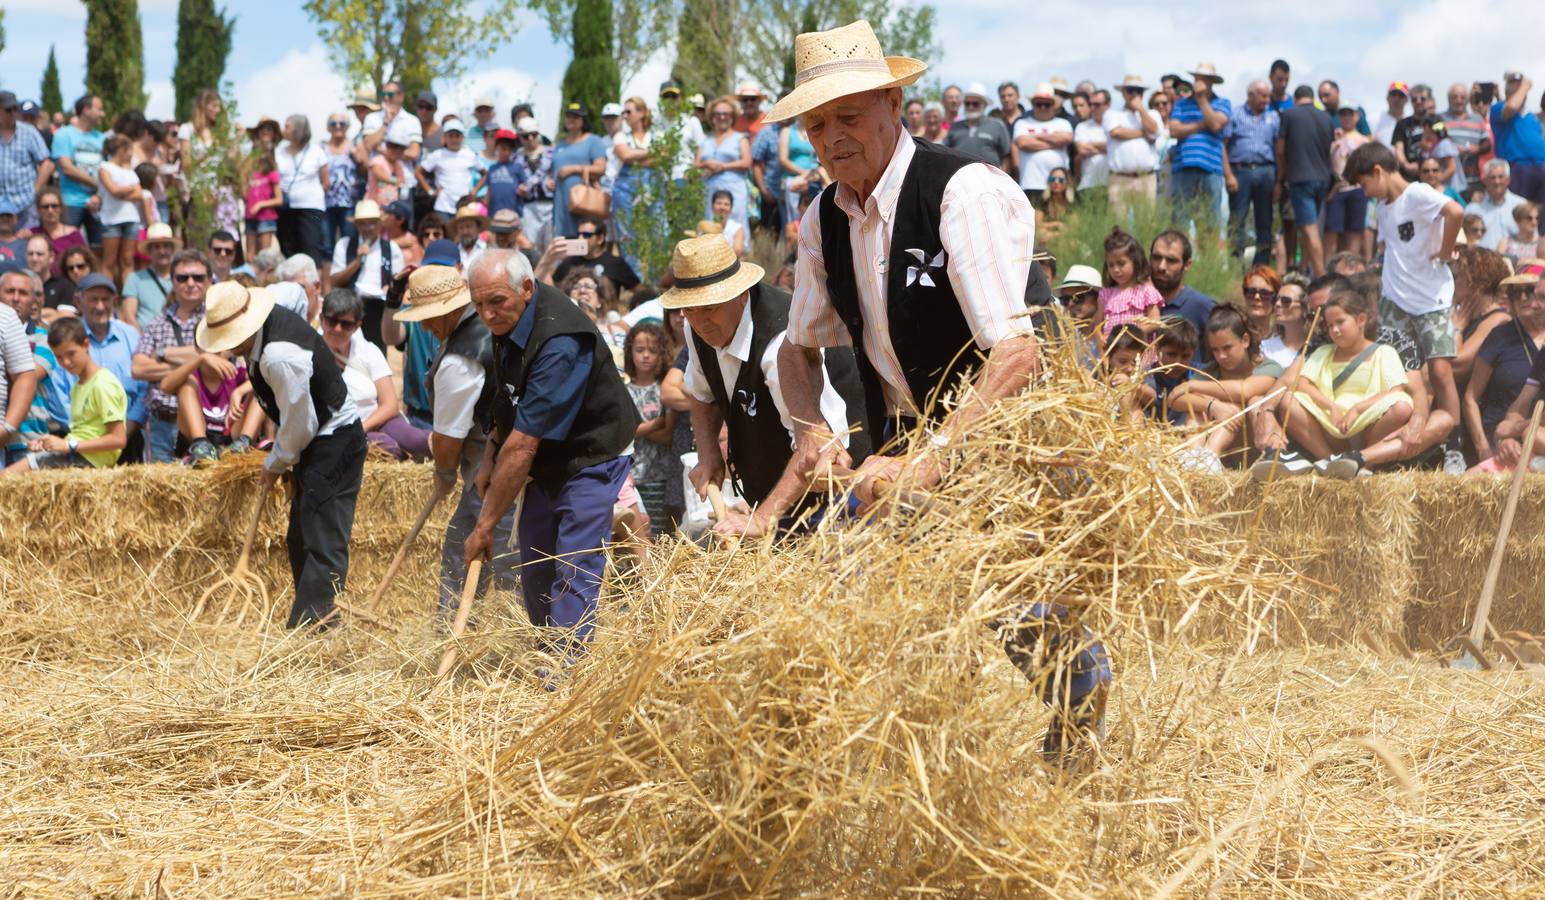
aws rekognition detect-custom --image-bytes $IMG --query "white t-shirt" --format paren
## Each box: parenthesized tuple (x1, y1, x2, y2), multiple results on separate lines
(1377, 181, 1455, 315)
(431, 351, 484, 440)
(1373, 111, 1400, 148)
(332, 234, 406, 299)
(363, 109, 422, 147)
(421, 146, 487, 215)
(342, 331, 393, 422)
(1012, 117, 1072, 190)
(99, 162, 144, 225)
(277, 142, 327, 210)
(1102, 108, 1159, 175)
(1073, 118, 1109, 189)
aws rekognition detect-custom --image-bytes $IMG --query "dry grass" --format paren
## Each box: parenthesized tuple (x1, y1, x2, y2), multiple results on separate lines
(2, 367, 1543, 895)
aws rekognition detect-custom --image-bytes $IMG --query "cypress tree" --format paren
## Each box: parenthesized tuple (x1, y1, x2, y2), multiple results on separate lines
(560, 0, 621, 135)
(85, 0, 147, 117)
(41, 46, 65, 116)
(173, 0, 235, 121)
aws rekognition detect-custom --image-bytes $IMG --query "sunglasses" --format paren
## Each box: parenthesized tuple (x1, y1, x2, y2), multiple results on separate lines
(1032, 101, 1054, 108)
(571, 281, 598, 292)
(1047, 176, 1066, 184)
(174, 272, 207, 283)
(1243, 287, 1277, 300)
(382, 90, 398, 98)
(416, 102, 435, 110)
(963, 101, 984, 109)
(210, 246, 236, 256)
(328, 121, 348, 128)
(577, 230, 598, 238)
(324, 315, 361, 330)
(422, 229, 444, 239)
(1063, 289, 1097, 304)
(66, 262, 91, 272)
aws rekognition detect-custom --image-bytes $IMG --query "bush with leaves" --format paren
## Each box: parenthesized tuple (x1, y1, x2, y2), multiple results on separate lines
(621, 99, 707, 285)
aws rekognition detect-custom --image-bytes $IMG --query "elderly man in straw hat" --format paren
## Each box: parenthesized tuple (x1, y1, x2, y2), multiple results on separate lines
(764, 20, 1109, 760)
(390, 264, 517, 614)
(197, 280, 366, 630)
(662, 233, 871, 539)
(463, 249, 639, 677)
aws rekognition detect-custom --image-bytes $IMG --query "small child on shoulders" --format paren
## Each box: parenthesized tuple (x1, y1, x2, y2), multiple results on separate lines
(1096, 226, 1163, 340)
(2, 317, 127, 475)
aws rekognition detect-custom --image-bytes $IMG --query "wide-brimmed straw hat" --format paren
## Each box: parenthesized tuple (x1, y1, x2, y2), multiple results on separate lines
(196, 281, 277, 354)
(659, 234, 765, 310)
(391, 265, 472, 322)
(349, 199, 382, 222)
(685, 219, 724, 237)
(142, 222, 176, 247)
(1115, 75, 1150, 92)
(452, 203, 489, 231)
(763, 20, 927, 123)
(1500, 259, 1545, 287)
(1187, 63, 1225, 84)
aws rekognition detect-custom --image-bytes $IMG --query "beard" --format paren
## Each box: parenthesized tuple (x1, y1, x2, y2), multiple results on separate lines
(1151, 269, 1181, 295)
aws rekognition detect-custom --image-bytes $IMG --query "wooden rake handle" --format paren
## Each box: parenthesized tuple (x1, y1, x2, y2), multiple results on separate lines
(430, 558, 483, 695)
(362, 486, 444, 615)
(1468, 399, 1544, 644)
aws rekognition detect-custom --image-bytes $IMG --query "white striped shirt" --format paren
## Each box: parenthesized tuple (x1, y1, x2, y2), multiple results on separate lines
(788, 134, 1036, 415)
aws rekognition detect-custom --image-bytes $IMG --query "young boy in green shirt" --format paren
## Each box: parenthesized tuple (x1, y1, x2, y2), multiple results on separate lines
(2, 317, 128, 474)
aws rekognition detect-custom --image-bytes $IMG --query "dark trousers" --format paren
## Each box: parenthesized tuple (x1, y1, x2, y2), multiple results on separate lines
(285, 421, 367, 627)
(1228, 164, 1275, 266)
(322, 206, 356, 252)
(360, 295, 387, 353)
(1510, 161, 1545, 205)
(278, 207, 327, 266)
(517, 456, 630, 650)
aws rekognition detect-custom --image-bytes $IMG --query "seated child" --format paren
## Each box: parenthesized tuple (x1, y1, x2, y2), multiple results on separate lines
(1101, 325, 1151, 427)
(3, 317, 127, 475)
(1172, 304, 1287, 464)
(1277, 285, 1415, 478)
(1144, 319, 1201, 426)
(158, 349, 252, 465)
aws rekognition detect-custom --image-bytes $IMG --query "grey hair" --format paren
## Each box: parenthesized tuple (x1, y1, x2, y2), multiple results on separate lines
(923, 101, 945, 116)
(276, 253, 319, 285)
(502, 249, 535, 290)
(27, 270, 44, 294)
(252, 246, 285, 275)
(322, 287, 363, 320)
(1485, 158, 1511, 178)
(286, 114, 312, 146)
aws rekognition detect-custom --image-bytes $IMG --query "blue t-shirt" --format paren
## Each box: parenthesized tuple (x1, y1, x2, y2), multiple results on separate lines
(484, 160, 522, 215)
(1490, 101, 1545, 166)
(751, 123, 785, 200)
(1161, 286, 1218, 367)
(51, 125, 105, 209)
(1171, 95, 1232, 175)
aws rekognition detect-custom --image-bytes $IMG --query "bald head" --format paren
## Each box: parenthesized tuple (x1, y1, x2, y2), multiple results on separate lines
(1247, 80, 1271, 113)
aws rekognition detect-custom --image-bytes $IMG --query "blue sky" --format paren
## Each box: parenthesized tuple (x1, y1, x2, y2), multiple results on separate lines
(3, 0, 1542, 134)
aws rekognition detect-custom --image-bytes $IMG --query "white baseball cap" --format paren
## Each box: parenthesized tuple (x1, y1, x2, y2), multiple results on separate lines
(441, 116, 466, 134)
(601, 102, 623, 117)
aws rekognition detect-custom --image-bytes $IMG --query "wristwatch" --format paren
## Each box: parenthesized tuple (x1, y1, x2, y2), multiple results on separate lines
(67, 438, 80, 455)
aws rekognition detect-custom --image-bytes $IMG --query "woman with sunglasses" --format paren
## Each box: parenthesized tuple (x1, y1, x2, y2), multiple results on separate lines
(1261, 274, 1311, 368)
(1038, 166, 1074, 241)
(32, 188, 86, 277)
(322, 112, 360, 251)
(1239, 264, 1281, 345)
(696, 96, 752, 233)
(318, 288, 428, 461)
(1466, 264, 1545, 465)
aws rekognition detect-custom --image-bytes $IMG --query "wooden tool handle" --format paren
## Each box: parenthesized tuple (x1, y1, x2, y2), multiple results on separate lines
(432, 559, 483, 691)
(1469, 399, 1544, 644)
(232, 483, 271, 567)
(706, 483, 728, 521)
(364, 487, 443, 614)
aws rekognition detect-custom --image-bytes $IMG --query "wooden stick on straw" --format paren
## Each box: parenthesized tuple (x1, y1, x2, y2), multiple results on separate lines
(1173, 386, 1287, 453)
(706, 483, 728, 522)
(1467, 399, 1544, 645)
(430, 558, 483, 696)
(361, 488, 443, 615)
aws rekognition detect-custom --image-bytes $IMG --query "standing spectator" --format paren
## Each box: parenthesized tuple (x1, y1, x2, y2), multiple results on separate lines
(1095, 227, 1161, 339)
(365, 118, 414, 206)
(52, 94, 107, 250)
(750, 110, 783, 236)
(996, 82, 1025, 131)
(360, 80, 423, 163)
(465, 98, 500, 157)
(476, 129, 524, 219)
(941, 85, 963, 128)
(1490, 71, 1545, 205)
(129, 249, 211, 462)
(321, 112, 359, 252)
(551, 103, 608, 239)
(1104, 76, 1160, 216)
(1149, 230, 1217, 366)
(1465, 160, 1525, 251)
(207, 230, 240, 283)
(180, 90, 242, 240)
(0, 288, 39, 465)
(1074, 90, 1111, 203)
(1224, 80, 1280, 268)
(1421, 120, 1465, 200)
(276, 115, 329, 266)
(904, 99, 925, 137)
(1318, 79, 1371, 137)
(734, 83, 766, 136)
(1278, 85, 1335, 277)
(1392, 84, 1435, 178)
(0, 91, 54, 232)
(1013, 83, 1073, 207)
(97, 136, 148, 288)
(1374, 82, 1409, 148)
(779, 117, 823, 227)
(1444, 82, 1493, 194)
(329, 200, 404, 352)
(920, 103, 947, 143)
(413, 90, 443, 158)
(1268, 60, 1293, 112)
(243, 141, 282, 261)
(417, 117, 486, 219)
(1326, 104, 1372, 259)
(944, 83, 1012, 167)
(33, 187, 86, 275)
(513, 117, 556, 244)
(1168, 64, 1231, 227)
(121, 223, 176, 328)
(696, 97, 751, 232)
(608, 100, 655, 264)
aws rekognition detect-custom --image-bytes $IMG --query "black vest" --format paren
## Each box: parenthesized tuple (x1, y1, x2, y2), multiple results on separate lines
(819, 137, 1028, 430)
(426, 308, 497, 439)
(689, 284, 873, 506)
(488, 283, 639, 488)
(249, 306, 349, 429)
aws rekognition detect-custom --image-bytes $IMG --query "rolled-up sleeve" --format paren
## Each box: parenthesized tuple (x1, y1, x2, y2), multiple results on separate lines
(787, 201, 851, 349)
(939, 164, 1037, 349)
(259, 344, 320, 475)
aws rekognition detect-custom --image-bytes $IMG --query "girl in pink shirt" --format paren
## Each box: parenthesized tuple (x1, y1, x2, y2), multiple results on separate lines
(243, 146, 283, 259)
(1097, 227, 1162, 340)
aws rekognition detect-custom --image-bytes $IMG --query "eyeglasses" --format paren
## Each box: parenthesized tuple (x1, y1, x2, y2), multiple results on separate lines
(324, 315, 361, 330)
(1514, 293, 1545, 306)
(571, 281, 598, 293)
(1243, 287, 1277, 300)
(422, 229, 444, 240)
(210, 245, 236, 256)
(328, 121, 348, 128)
(173, 272, 207, 284)
(963, 101, 984, 109)
(1063, 289, 1097, 304)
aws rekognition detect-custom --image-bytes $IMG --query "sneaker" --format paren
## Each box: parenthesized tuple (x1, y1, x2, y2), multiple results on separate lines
(225, 435, 252, 455)
(1177, 446, 1224, 475)
(1315, 454, 1361, 481)
(1249, 449, 1312, 483)
(1442, 449, 1468, 475)
(187, 438, 220, 467)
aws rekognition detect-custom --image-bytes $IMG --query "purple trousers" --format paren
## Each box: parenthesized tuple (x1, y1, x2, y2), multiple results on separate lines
(367, 415, 431, 461)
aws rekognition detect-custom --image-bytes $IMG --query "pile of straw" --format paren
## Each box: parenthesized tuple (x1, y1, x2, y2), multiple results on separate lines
(2, 369, 1542, 894)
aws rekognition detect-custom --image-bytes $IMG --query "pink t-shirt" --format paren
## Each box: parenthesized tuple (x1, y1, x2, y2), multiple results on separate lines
(245, 170, 281, 222)
(196, 361, 248, 435)
(1099, 281, 1163, 338)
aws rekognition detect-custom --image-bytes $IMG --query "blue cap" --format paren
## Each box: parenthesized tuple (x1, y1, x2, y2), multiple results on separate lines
(77, 272, 117, 294)
(384, 199, 413, 221)
(422, 239, 459, 267)
(0, 198, 20, 216)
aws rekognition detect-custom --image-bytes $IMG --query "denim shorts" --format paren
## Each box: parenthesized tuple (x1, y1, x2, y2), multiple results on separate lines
(101, 220, 139, 239)
(246, 218, 278, 235)
(1323, 188, 1367, 233)
(1287, 180, 1329, 224)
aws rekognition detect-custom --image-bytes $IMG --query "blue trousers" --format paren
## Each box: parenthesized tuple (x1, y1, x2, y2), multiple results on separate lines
(440, 447, 518, 615)
(517, 455, 631, 648)
(999, 602, 1111, 713)
(147, 416, 180, 463)
(1228, 164, 1276, 266)
(1170, 167, 1224, 227)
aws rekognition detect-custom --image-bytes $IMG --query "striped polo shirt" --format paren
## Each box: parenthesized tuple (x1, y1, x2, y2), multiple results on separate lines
(1171, 95, 1232, 175)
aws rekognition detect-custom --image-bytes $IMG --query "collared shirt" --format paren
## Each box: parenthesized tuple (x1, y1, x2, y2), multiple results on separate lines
(431, 311, 486, 441)
(0, 122, 50, 214)
(248, 320, 360, 474)
(498, 297, 595, 441)
(1490, 101, 1545, 166)
(1171, 95, 1232, 174)
(1225, 105, 1279, 166)
(751, 123, 785, 201)
(681, 300, 850, 449)
(332, 234, 405, 299)
(458, 238, 488, 270)
(137, 303, 204, 416)
(789, 134, 1036, 416)
(1465, 191, 1525, 251)
(1161, 285, 1217, 367)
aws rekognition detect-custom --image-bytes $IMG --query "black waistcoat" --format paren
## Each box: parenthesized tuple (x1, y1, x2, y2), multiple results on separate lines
(689, 284, 873, 506)
(488, 282, 639, 489)
(249, 306, 349, 429)
(820, 137, 1023, 430)
(426, 307, 497, 438)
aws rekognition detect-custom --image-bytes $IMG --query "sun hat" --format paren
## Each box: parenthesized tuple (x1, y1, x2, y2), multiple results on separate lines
(1029, 83, 1058, 102)
(1047, 76, 1072, 98)
(1056, 265, 1103, 293)
(473, 96, 496, 110)
(659, 234, 766, 310)
(489, 209, 522, 234)
(763, 20, 927, 124)
(689, 94, 707, 110)
(1115, 74, 1149, 92)
(246, 116, 280, 137)
(963, 82, 990, 102)
(143, 222, 176, 246)
(685, 220, 725, 237)
(442, 116, 466, 134)
(1187, 63, 1224, 84)
(516, 117, 541, 135)
(422, 239, 460, 267)
(1500, 259, 1545, 287)
(76, 272, 117, 295)
(196, 281, 277, 354)
(349, 88, 381, 112)
(390, 265, 472, 323)
(349, 199, 383, 222)
(737, 82, 765, 99)
(452, 203, 490, 231)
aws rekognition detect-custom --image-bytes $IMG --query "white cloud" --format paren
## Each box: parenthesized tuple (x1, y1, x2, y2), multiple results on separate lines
(231, 43, 349, 134)
(434, 67, 563, 132)
(144, 80, 175, 120)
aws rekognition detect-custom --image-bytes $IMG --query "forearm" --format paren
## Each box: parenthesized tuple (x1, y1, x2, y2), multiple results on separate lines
(156, 355, 202, 393)
(938, 334, 1038, 440)
(34, 160, 55, 196)
(58, 158, 95, 188)
(75, 423, 127, 454)
(4, 370, 38, 431)
(476, 435, 539, 531)
(429, 432, 466, 479)
(687, 397, 725, 467)
(380, 305, 405, 348)
(1462, 390, 1489, 455)
(636, 413, 672, 443)
(329, 258, 363, 288)
(776, 342, 829, 443)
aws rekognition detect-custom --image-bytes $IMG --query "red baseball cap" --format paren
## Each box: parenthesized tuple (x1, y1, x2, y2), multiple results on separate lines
(491, 128, 519, 143)
(1387, 81, 1411, 96)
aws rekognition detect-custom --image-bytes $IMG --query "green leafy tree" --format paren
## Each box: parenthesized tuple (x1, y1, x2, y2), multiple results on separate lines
(41, 46, 65, 116)
(301, 0, 525, 101)
(84, 0, 147, 117)
(530, 0, 672, 86)
(621, 99, 706, 284)
(739, 0, 939, 98)
(671, 0, 738, 100)
(0, 11, 7, 66)
(176, 93, 245, 249)
(174, 0, 236, 121)
(560, 0, 621, 135)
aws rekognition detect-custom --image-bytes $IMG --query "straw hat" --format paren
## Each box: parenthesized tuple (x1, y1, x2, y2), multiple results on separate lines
(349, 199, 382, 222)
(763, 20, 927, 123)
(686, 220, 724, 237)
(1500, 259, 1545, 287)
(196, 281, 277, 354)
(659, 234, 765, 310)
(453, 203, 490, 231)
(143, 222, 175, 247)
(489, 209, 522, 234)
(349, 88, 381, 112)
(1114, 75, 1149, 92)
(390, 265, 472, 323)
(1187, 63, 1225, 84)
(1047, 76, 1073, 98)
